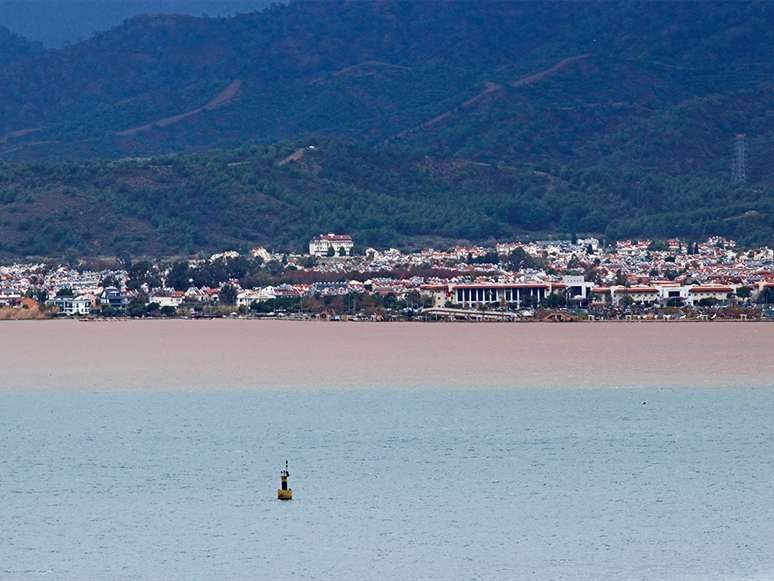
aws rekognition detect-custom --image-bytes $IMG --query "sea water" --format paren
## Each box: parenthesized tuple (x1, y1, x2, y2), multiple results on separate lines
(2, 387, 774, 580)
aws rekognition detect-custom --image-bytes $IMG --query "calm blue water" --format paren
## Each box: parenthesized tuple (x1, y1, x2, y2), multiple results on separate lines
(2, 388, 774, 580)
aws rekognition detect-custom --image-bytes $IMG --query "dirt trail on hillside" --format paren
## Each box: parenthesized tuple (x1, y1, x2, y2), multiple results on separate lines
(388, 81, 505, 143)
(386, 54, 593, 144)
(0, 126, 49, 145)
(2, 81, 242, 145)
(309, 60, 411, 84)
(334, 60, 411, 77)
(116, 80, 242, 136)
(510, 54, 593, 87)
(278, 148, 306, 165)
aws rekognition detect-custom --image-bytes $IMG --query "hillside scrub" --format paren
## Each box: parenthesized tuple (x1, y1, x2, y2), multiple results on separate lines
(0, 139, 773, 259)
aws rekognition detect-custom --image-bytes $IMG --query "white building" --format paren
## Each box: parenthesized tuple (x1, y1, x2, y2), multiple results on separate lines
(420, 282, 553, 308)
(0, 288, 22, 306)
(46, 295, 92, 316)
(309, 233, 354, 257)
(654, 282, 690, 304)
(251, 247, 272, 262)
(562, 275, 595, 303)
(236, 289, 276, 307)
(148, 291, 185, 308)
(686, 285, 734, 306)
(612, 286, 660, 306)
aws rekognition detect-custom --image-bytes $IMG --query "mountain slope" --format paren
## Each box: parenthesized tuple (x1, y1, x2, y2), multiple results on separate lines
(1, 140, 773, 260)
(0, 25, 46, 68)
(0, 1, 272, 48)
(2, 1, 774, 182)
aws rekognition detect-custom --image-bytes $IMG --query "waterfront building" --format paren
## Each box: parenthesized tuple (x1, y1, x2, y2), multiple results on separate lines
(100, 287, 126, 308)
(562, 275, 596, 303)
(613, 286, 660, 306)
(236, 289, 274, 307)
(45, 295, 91, 316)
(420, 282, 552, 308)
(686, 285, 735, 306)
(0, 288, 22, 306)
(148, 290, 185, 308)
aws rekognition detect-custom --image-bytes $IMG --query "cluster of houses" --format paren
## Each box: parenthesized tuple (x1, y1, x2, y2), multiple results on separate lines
(43, 287, 124, 316)
(2, 234, 774, 317)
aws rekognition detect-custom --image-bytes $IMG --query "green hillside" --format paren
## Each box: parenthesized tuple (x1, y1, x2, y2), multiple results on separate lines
(1, 140, 772, 260)
(2, 1, 774, 258)
(1, 1, 774, 182)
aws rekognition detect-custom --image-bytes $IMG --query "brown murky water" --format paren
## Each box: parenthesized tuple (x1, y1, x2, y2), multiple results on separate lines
(1, 320, 772, 390)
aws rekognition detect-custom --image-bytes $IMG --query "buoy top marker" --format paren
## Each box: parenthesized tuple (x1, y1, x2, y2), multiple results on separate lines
(278, 460, 292, 500)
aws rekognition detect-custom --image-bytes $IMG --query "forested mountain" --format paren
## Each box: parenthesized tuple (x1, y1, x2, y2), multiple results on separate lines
(1, 140, 772, 260)
(0, 1, 271, 48)
(2, 1, 774, 258)
(0, 25, 45, 68)
(1, 1, 774, 182)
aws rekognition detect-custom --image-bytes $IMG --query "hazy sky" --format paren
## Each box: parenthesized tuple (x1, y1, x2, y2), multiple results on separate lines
(0, 0, 272, 47)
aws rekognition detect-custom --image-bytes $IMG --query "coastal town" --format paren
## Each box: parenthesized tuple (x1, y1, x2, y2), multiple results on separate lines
(2, 233, 774, 321)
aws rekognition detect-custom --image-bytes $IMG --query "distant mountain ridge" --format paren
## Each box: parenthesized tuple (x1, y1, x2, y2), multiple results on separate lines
(0, 24, 45, 67)
(0, 0, 272, 48)
(1, 1, 774, 183)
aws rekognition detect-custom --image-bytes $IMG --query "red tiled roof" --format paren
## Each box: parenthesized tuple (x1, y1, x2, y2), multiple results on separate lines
(614, 287, 658, 293)
(689, 286, 733, 293)
(312, 234, 353, 242)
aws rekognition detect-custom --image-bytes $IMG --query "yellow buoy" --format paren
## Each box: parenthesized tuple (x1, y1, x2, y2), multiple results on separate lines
(278, 460, 292, 500)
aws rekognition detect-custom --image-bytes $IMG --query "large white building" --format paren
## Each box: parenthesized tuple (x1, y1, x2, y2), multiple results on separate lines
(148, 291, 185, 308)
(419, 275, 594, 308)
(420, 282, 555, 308)
(46, 295, 92, 316)
(686, 285, 735, 306)
(309, 233, 354, 257)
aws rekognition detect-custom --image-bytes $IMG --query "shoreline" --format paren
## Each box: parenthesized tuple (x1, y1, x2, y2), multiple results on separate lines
(0, 317, 768, 324)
